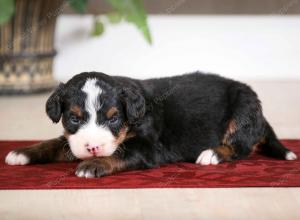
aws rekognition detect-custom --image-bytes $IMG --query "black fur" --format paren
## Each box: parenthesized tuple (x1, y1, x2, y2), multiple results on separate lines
(8, 71, 296, 177)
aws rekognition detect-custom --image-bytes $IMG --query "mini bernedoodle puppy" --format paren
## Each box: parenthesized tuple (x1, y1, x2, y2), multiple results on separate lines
(5, 72, 298, 178)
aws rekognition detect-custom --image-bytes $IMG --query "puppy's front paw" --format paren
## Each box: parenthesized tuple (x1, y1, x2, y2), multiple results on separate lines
(75, 159, 110, 178)
(5, 151, 30, 165)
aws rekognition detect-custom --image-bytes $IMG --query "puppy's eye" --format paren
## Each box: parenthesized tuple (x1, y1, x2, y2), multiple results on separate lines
(109, 115, 119, 124)
(70, 115, 80, 125)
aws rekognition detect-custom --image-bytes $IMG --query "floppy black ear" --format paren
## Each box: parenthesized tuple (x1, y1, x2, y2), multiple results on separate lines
(46, 83, 65, 123)
(121, 87, 146, 124)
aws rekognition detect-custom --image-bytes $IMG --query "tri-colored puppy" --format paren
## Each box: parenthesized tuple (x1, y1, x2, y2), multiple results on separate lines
(5, 72, 297, 178)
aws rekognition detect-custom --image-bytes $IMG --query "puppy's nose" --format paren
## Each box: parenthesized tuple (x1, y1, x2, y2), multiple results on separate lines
(86, 145, 100, 153)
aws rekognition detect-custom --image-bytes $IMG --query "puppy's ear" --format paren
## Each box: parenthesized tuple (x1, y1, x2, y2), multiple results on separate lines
(46, 83, 65, 123)
(121, 87, 145, 124)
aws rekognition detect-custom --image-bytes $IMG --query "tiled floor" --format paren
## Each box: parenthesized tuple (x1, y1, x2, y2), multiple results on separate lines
(0, 80, 299, 219)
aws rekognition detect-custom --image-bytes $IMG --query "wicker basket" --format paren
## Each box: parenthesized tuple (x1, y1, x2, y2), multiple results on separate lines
(0, 0, 63, 95)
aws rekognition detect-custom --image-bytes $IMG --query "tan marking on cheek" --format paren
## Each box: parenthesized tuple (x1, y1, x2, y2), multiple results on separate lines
(114, 127, 136, 145)
(70, 106, 82, 117)
(64, 130, 70, 139)
(115, 127, 128, 145)
(126, 132, 136, 139)
(106, 107, 118, 119)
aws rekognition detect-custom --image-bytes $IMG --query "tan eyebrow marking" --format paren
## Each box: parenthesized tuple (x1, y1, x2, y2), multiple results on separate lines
(106, 107, 119, 119)
(70, 106, 82, 117)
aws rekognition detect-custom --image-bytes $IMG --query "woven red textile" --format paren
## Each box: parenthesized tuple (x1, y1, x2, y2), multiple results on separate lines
(0, 140, 299, 189)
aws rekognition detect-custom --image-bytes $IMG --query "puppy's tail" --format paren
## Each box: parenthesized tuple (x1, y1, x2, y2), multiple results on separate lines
(259, 121, 297, 160)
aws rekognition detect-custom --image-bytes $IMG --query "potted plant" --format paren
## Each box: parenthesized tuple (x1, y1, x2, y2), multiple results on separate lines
(0, 0, 151, 94)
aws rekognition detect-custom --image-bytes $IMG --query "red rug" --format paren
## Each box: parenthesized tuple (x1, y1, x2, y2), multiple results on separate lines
(0, 140, 299, 189)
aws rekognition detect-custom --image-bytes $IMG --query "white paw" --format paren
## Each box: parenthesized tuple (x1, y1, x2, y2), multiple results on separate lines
(196, 149, 219, 165)
(285, 151, 297, 160)
(75, 170, 95, 178)
(5, 151, 30, 165)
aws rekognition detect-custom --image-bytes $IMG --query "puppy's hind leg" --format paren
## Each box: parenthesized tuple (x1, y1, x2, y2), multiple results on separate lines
(195, 120, 255, 166)
(197, 84, 265, 165)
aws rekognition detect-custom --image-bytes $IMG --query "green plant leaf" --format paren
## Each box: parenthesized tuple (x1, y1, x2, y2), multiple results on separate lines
(0, 0, 14, 25)
(106, 0, 152, 44)
(68, 0, 88, 13)
(92, 19, 104, 36)
(107, 12, 123, 24)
